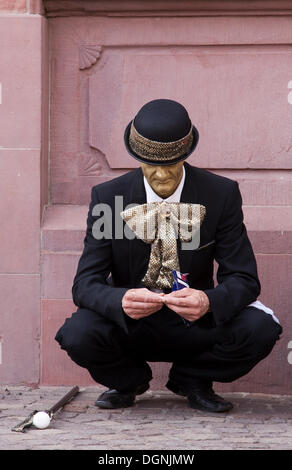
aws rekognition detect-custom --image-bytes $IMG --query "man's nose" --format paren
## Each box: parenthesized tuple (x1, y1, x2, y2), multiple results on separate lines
(155, 166, 169, 179)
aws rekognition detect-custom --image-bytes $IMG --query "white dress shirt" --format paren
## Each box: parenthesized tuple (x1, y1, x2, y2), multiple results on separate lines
(142, 164, 280, 324)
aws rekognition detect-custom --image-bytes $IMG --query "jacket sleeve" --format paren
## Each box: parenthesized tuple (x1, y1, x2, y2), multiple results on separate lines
(203, 181, 261, 325)
(72, 186, 131, 334)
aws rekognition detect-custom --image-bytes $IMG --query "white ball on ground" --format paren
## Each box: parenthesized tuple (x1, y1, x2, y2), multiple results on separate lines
(32, 411, 51, 429)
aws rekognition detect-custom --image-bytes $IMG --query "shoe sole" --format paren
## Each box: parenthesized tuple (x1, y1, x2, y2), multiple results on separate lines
(95, 400, 134, 409)
(188, 400, 233, 413)
(167, 381, 233, 413)
(95, 383, 150, 409)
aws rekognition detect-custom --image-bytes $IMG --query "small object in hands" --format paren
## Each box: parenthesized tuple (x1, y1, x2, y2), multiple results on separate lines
(32, 411, 51, 429)
(11, 385, 80, 432)
(171, 270, 189, 291)
(171, 270, 191, 326)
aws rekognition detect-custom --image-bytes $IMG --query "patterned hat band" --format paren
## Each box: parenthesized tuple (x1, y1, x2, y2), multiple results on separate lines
(129, 121, 194, 163)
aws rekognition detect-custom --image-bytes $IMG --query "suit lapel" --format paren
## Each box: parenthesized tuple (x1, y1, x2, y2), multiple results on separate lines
(178, 162, 200, 276)
(127, 167, 151, 287)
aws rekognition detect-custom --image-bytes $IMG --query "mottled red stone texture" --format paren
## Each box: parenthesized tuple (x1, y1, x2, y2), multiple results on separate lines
(0, 0, 44, 14)
(30, 0, 45, 14)
(0, 1, 291, 393)
(0, 0, 26, 12)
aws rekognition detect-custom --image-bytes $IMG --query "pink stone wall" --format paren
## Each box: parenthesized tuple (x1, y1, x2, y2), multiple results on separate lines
(0, 0, 44, 14)
(1, 1, 291, 393)
(0, 1, 26, 12)
(43, 3, 292, 393)
(0, 3, 48, 384)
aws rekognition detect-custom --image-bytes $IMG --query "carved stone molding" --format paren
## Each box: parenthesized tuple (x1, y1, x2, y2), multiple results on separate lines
(44, 1, 292, 17)
(79, 152, 102, 176)
(79, 44, 102, 70)
(87, 48, 292, 170)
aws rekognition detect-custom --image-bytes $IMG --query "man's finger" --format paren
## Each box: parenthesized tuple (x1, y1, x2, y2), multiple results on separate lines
(164, 289, 190, 298)
(164, 296, 192, 307)
(124, 300, 163, 309)
(127, 292, 164, 303)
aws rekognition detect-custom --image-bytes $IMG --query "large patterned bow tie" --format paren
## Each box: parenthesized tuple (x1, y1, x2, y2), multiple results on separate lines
(120, 201, 206, 290)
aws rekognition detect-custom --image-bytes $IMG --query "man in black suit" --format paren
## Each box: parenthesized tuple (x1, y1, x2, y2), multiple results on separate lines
(55, 99, 282, 412)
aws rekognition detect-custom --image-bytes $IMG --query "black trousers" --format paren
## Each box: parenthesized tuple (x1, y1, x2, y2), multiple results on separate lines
(55, 304, 282, 393)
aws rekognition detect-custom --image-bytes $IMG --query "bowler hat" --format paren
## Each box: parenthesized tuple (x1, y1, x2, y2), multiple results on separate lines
(124, 99, 199, 165)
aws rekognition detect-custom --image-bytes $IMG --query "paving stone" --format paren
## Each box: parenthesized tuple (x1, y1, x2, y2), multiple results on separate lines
(1, 386, 291, 451)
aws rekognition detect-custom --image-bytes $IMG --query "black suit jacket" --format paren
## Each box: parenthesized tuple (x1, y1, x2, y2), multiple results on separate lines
(72, 161, 261, 334)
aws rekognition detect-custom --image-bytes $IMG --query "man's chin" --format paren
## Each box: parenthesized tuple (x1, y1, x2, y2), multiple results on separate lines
(154, 189, 173, 198)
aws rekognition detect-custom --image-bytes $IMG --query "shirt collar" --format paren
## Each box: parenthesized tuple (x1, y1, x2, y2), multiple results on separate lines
(143, 164, 186, 203)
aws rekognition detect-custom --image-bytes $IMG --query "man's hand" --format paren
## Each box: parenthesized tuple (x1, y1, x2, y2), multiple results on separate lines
(122, 288, 165, 320)
(162, 288, 210, 322)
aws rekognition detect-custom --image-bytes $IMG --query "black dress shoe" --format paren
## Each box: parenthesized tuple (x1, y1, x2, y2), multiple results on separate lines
(166, 380, 233, 413)
(95, 382, 149, 409)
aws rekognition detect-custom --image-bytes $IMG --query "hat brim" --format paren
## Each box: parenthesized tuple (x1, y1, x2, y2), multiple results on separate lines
(124, 120, 199, 166)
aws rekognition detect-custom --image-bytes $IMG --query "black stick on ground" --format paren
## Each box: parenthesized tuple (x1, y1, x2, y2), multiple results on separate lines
(11, 385, 80, 432)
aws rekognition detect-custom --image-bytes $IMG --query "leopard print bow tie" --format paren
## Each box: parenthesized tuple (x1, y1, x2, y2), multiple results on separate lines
(120, 201, 206, 290)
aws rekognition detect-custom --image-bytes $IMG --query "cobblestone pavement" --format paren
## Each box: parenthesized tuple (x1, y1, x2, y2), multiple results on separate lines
(0, 385, 291, 450)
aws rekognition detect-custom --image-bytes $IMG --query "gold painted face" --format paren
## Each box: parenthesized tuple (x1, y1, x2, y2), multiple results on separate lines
(140, 161, 184, 199)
